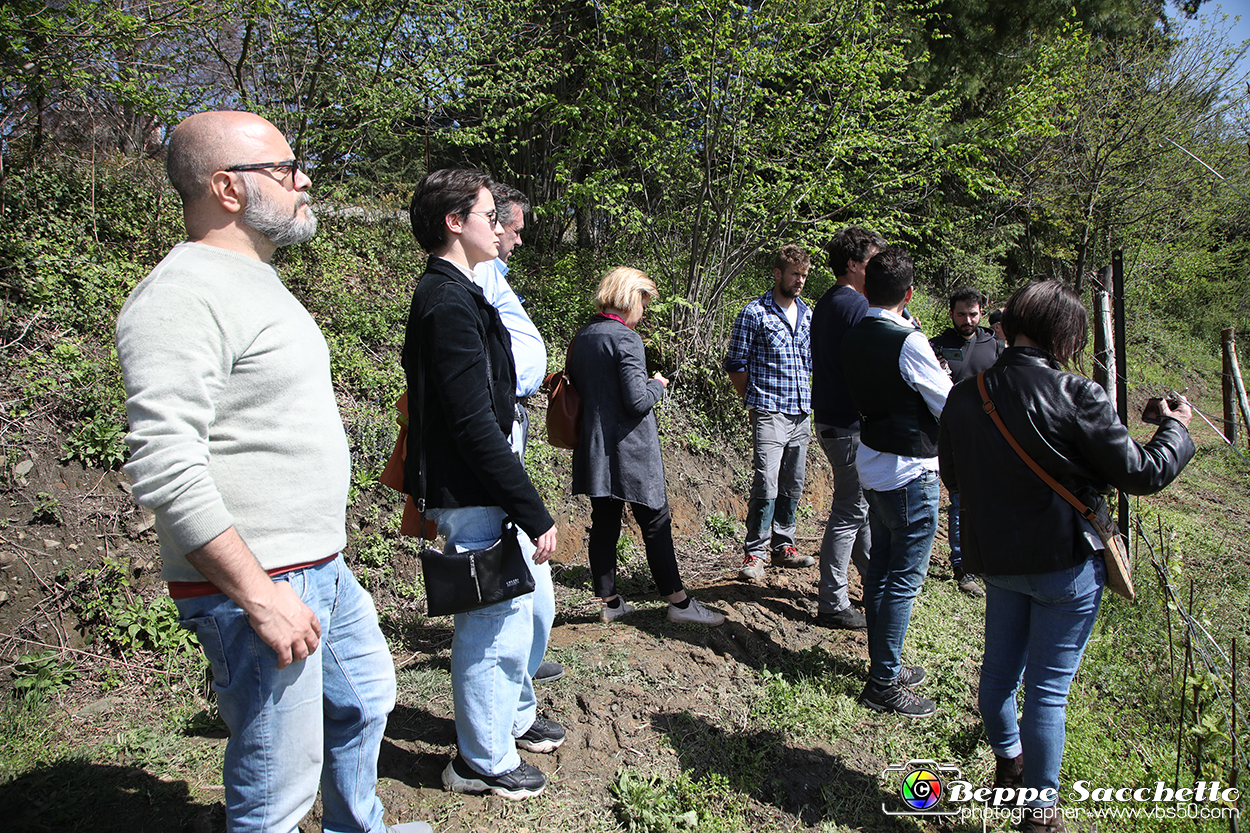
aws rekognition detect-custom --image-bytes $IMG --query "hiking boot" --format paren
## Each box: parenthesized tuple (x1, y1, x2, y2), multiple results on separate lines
(859, 680, 936, 717)
(442, 755, 546, 800)
(954, 567, 985, 598)
(515, 717, 566, 753)
(775, 544, 815, 568)
(994, 753, 1024, 791)
(897, 665, 926, 687)
(815, 607, 867, 630)
(533, 660, 565, 683)
(600, 598, 635, 623)
(739, 554, 767, 581)
(1018, 805, 1067, 832)
(667, 598, 725, 626)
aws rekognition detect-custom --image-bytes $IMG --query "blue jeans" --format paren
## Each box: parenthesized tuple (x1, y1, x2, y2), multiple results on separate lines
(426, 504, 552, 777)
(745, 410, 810, 557)
(512, 409, 554, 679)
(948, 490, 962, 570)
(980, 556, 1104, 808)
(862, 470, 939, 684)
(814, 423, 871, 613)
(175, 556, 397, 833)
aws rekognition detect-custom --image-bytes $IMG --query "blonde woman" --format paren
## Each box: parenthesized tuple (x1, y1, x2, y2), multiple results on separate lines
(568, 268, 724, 626)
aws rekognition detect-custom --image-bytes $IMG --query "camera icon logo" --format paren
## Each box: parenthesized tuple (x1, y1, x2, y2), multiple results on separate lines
(881, 759, 962, 816)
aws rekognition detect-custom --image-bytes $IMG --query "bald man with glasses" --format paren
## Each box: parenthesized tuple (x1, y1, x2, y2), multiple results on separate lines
(116, 111, 430, 833)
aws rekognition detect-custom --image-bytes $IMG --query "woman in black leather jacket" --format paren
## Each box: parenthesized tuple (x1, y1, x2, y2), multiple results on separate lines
(938, 281, 1194, 833)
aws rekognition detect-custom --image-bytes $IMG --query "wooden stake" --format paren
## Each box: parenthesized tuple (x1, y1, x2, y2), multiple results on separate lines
(1228, 334, 1250, 449)
(1093, 277, 1114, 394)
(1231, 637, 1240, 833)
(1223, 329, 1238, 445)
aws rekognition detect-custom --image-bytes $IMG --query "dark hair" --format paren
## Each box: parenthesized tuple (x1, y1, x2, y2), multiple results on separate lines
(948, 286, 985, 311)
(409, 169, 491, 253)
(988, 307, 1003, 325)
(1002, 281, 1088, 365)
(863, 246, 914, 307)
(774, 243, 811, 273)
(490, 182, 530, 228)
(826, 226, 886, 277)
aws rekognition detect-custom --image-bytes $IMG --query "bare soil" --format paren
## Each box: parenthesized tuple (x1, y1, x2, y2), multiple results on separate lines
(9, 391, 1232, 833)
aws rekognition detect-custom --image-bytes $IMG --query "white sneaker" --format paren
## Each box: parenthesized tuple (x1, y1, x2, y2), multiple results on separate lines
(600, 598, 635, 623)
(667, 598, 725, 626)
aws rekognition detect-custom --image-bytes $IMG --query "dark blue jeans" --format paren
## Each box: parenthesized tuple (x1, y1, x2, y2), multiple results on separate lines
(948, 490, 962, 570)
(980, 555, 1105, 808)
(863, 469, 939, 684)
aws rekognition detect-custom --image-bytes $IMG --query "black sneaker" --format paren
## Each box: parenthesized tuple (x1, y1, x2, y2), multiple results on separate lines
(897, 665, 926, 687)
(859, 680, 936, 717)
(815, 607, 867, 630)
(441, 755, 546, 799)
(533, 661, 565, 683)
(515, 717, 566, 753)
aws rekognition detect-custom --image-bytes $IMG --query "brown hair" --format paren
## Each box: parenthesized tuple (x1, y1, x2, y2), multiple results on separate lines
(774, 243, 811, 273)
(1002, 281, 1088, 366)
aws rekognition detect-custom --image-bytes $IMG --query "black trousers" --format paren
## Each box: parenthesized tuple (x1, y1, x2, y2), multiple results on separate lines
(588, 497, 684, 599)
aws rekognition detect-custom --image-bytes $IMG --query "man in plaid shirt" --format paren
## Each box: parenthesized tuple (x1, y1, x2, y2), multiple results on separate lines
(725, 244, 816, 581)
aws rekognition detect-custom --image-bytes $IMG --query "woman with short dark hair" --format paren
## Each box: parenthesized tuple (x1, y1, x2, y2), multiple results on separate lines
(404, 169, 561, 800)
(938, 281, 1194, 832)
(568, 267, 725, 627)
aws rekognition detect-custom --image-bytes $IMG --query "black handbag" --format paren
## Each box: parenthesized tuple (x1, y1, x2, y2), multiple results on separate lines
(420, 520, 536, 616)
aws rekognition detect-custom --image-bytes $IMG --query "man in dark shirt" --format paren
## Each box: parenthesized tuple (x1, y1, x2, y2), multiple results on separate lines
(929, 286, 1003, 597)
(809, 227, 885, 629)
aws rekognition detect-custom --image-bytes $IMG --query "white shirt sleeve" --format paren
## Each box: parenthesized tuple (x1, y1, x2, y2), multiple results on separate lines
(899, 330, 952, 419)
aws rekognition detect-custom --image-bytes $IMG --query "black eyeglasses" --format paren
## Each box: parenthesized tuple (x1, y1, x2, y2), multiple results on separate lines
(224, 160, 302, 180)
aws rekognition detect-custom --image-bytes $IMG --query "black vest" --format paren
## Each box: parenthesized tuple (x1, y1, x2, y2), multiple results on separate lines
(840, 316, 939, 457)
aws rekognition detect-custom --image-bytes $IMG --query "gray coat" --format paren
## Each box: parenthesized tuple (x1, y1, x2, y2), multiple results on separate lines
(568, 315, 667, 509)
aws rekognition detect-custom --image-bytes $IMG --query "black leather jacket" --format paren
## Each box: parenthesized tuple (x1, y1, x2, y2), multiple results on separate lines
(938, 347, 1194, 576)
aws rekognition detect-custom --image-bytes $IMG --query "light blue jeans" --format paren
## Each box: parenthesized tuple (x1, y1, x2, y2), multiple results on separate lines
(175, 556, 397, 833)
(745, 410, 810, 557)
(426, 504, 553, 777)
(862, 469, 939, 684)
(980, 555, 1104, 808)
(814, 422, 871, 613)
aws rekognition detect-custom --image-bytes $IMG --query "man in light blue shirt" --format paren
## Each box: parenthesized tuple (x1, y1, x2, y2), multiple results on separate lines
(472, 183, 548, 409)
(470, 182, 562, 684)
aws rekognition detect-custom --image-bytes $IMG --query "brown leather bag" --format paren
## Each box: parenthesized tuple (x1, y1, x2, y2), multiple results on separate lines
(544, 343, 582, 450)
(378, 391, 439, 540)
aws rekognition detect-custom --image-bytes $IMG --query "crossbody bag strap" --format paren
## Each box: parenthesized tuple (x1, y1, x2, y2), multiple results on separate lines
(975, 372, 1100, 524)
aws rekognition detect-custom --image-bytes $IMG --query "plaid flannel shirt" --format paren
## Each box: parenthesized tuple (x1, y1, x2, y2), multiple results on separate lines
(724, 291, 812, 415)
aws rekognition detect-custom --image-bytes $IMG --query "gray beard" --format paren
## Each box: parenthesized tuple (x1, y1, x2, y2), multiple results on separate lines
(241, 177, 318, 247)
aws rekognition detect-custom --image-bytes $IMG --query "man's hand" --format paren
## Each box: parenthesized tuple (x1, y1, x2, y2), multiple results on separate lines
(185, 526, 323, 669)
(727, 370, 748, 401)
(247, 581, 322, 669)
(653, 371, 669, 388)
(532, 523, 557, 564)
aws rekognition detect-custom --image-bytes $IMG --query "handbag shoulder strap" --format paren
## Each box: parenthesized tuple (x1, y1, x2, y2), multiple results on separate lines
(975, 371, 1100, 524)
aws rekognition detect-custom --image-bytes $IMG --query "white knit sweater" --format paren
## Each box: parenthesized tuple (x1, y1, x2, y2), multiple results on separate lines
(116, 242, 350, 581)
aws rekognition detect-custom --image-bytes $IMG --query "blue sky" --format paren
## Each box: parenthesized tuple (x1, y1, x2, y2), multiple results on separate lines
(1183, 1, 1250, 82)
